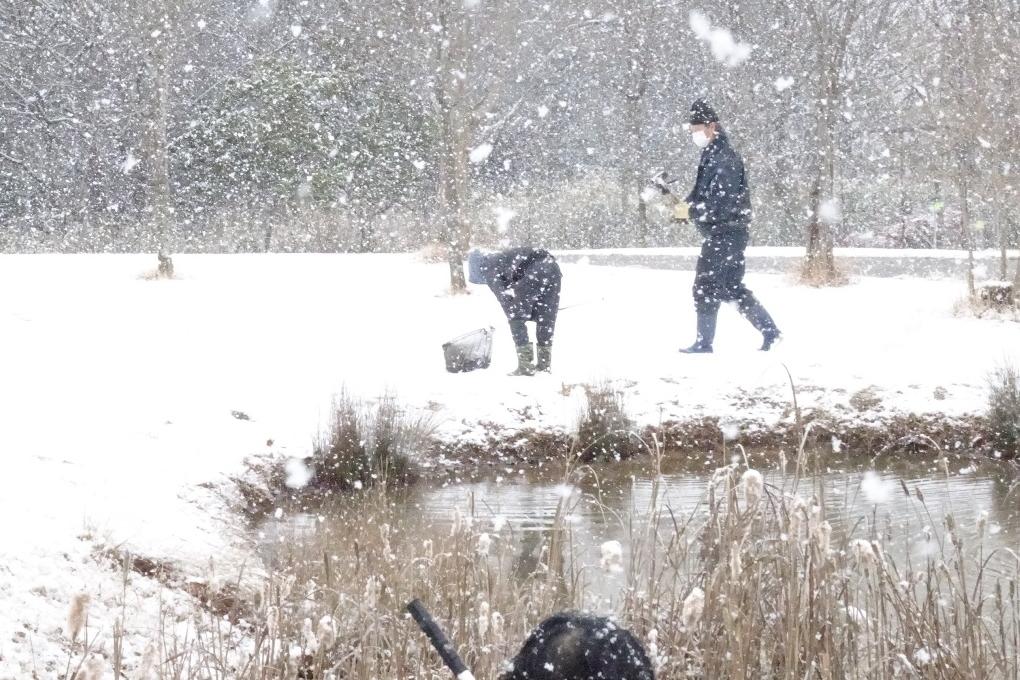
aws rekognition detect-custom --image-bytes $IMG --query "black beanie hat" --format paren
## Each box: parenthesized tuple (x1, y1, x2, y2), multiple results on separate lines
(689, 99, 719, 125)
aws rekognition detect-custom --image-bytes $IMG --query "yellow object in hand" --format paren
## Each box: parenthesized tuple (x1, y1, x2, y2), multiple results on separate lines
(673, 201, 690, 221)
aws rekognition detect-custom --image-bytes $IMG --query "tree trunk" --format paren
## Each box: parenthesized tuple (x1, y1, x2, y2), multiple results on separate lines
(358, 220, 375, 254)
(629, 98, 648, 247)
(143, 32, 174, 274)
(624, 67, 648, 247)
(805, 177, 835, 279)
(436, 6, 471, 293)
(960, 169, 975, 296)
(998, 198, 1009, 280)
(438, 106, 470, 291)
(804, 50, 838, 283)
(618, 166, 628, 228)
(805, 76, 837, 280)
(933, 180, 945, 249)
(898, 146, 908, 247)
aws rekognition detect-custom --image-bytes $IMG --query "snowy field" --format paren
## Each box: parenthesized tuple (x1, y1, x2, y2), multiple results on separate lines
(1, 251, 1018, 676)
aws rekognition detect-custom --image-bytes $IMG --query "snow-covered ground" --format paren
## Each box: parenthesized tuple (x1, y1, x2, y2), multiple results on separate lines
(1, 251, 1018, 677)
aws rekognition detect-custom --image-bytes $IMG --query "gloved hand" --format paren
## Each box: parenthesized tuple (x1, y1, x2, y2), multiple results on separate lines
(650, 171, 673, 195)
(673, 201, 691, 221)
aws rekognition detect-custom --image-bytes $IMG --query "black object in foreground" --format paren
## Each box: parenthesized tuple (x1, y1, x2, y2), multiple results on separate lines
(406, 599, 475, 680)
(499, 611, 655, 680)
(442, 327, 494, 373)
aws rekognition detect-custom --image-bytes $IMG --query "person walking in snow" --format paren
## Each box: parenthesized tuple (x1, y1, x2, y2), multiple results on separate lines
(664, 99, 781, 353)
(468, 247, 561, 375)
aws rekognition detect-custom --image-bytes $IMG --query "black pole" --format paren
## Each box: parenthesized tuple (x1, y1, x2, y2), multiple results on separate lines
(406, 599, 474, 680)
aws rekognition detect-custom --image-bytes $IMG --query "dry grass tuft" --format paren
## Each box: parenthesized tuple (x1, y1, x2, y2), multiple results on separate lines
(988, 363, 1020, 459)
(796, 257, 849, 287)
(574, 382, 642, 462)
(230, 390, 433, 521)
(416, 241, 451, 264)
(311, 391, 429, 493)
(954, 290, 1020, 321)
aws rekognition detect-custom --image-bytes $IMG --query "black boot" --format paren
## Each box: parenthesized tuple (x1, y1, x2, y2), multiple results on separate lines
(739, 297, 781, 351)
(536, 345, 552, 372)
(760, 328, 782, 351)
(510, 344, 536, 376)
(680, 308, 718, 353)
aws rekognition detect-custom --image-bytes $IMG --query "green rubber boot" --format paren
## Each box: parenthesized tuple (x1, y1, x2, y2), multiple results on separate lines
(509, 344, 536, 376)
(536, 345, 552, 372)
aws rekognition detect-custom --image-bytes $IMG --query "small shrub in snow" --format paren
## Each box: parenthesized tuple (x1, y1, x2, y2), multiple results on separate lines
(312, 391, 429, 492)
(313, 390, 371, 492)
(156, 250, 174, 279)
(954, 290, 1020, 321)
(232, 391, 431, 517)
(977, 281, 1015, 310)
(574, 382, 640, 461)
(987, 363, 1020, 459)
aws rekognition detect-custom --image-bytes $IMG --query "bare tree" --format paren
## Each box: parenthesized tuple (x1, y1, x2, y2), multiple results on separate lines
(801, 0, 899, 283)
(416, 0, 613, 291)
(433, 3, 474, 291)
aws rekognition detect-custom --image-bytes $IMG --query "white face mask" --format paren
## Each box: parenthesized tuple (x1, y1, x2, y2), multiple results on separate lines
(691, 130, 711, 148)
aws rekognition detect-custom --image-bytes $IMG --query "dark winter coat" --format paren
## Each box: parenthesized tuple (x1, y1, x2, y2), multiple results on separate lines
(686, 130, 752, 238)
(478, 248, 561, 323)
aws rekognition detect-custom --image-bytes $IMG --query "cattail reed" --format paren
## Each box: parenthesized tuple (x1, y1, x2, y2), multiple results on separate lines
(75, 654, 105, 680)
(477, 601, 490, 638)
(66, 592, 90, 643)
(742, 469, 764, 509)
(682, 587, 705, 630)
(317, 615, 337, 649)
(600, 540, 623, 573)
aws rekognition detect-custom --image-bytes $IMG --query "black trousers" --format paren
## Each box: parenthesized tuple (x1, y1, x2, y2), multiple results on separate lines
(508, 261, 561, 347)
(692, 229, 777, 335)
(694, 229, 755, 311)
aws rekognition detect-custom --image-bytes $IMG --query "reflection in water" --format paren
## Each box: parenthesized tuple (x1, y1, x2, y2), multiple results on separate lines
(260, 455, 1018, 590)
(412, 456, 1019, 582)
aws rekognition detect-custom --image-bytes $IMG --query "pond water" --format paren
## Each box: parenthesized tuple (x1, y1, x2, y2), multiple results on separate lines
(261, 453, 1019, 585)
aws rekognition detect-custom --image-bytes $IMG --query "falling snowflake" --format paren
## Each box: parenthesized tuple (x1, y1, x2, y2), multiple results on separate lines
(819, 198, 842, 224)
(284, 458, 312, 489)
(493, 207, 517, 233)
(121, 153, 140, 174)
(469, 143, 494, 164)
(860, 471, 892, 504)
(775, 76, 795, 91)
(689, 11, 752, 67)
